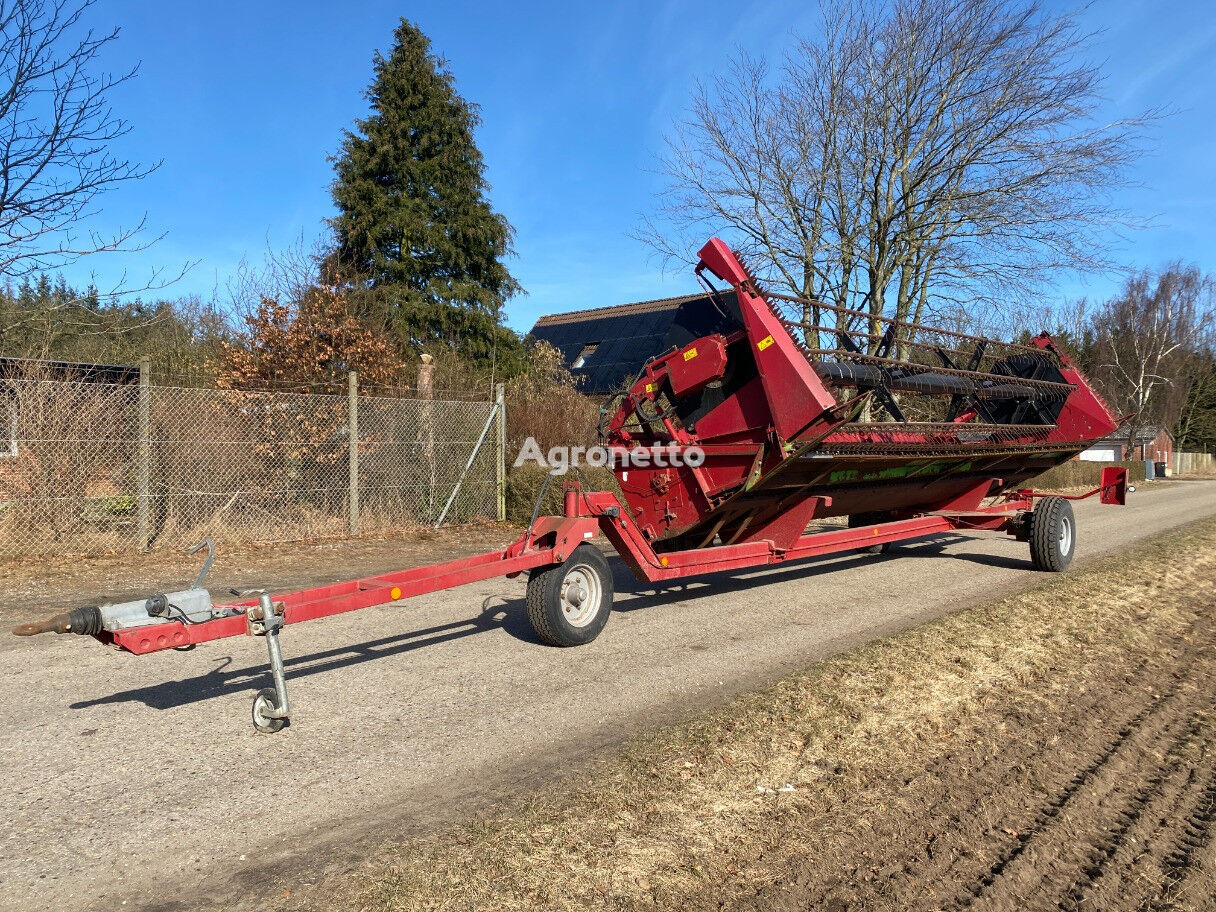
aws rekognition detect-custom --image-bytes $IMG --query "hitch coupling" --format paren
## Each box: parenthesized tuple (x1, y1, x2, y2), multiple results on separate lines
(13, 605, 104, 637)
(12, 537, 220, 639)
(12, 587, 216, 638)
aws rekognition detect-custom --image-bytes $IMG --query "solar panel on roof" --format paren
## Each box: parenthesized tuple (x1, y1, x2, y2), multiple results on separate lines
(526, 292, 743, 394)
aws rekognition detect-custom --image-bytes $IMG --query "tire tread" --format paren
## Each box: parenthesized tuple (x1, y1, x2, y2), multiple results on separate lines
(525, 543, 613, 647)
(526, 563, 563, 646)
(1029, 496, 1075, 572)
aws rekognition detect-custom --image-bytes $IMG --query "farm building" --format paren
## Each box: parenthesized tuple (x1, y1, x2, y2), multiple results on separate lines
(1078, 428, 1173, 464)
(0, 356, 138, 384)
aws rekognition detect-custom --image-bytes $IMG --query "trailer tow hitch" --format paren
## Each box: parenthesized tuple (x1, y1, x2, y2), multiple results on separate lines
(11, 539, 294, 731)
(12, 538, 225, 640)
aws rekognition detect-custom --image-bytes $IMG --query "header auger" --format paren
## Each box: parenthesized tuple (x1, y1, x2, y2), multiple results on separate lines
(14, 238, 1128, 731)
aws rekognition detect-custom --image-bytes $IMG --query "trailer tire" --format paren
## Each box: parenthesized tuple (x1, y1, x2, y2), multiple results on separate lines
(526, 543, 613, 647)
(252, 688, 286, 733)
(1029, 496, 1075, 572)
(848, 512, 890, 554)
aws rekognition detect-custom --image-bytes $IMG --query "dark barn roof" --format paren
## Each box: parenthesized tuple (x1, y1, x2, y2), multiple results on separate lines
(0, 356, 139, 384)
(1090, 428, 1172, 447)
(527, 291, 741, 394)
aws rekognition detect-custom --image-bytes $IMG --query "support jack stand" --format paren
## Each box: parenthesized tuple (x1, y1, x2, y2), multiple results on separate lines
(247, 593, 291, 733)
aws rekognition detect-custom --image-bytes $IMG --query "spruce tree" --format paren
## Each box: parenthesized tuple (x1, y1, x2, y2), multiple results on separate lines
(329, 20, 521, 362)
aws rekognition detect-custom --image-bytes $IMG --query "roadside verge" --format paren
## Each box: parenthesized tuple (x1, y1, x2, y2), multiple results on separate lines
(339, 517, 1216, 911)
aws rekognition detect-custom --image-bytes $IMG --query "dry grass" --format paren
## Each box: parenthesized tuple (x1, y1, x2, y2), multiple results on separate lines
(504, 341, 601, 455)
(1026, 458, 1147, 490)
(341, 517, 1216, 912)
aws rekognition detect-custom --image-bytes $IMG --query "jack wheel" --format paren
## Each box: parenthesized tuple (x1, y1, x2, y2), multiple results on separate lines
(526, 543, 614, 647)
(252, 687, 287, 733)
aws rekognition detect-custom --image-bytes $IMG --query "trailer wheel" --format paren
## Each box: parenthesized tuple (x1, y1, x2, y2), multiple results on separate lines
(1029, 496, 1075, 572)
(848, 512, 890, 554)
(252, 687, 286, 733)
(526, 543, 614, 647)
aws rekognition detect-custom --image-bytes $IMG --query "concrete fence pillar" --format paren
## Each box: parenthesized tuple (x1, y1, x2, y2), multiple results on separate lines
(137, 356, 150, 551)
(348, 370, 359, 537)
(495, 382, 506, 522)
(417, 354, 436, 519)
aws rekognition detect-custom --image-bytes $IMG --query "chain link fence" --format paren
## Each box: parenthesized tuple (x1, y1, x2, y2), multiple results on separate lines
(0, 375, 504, 557)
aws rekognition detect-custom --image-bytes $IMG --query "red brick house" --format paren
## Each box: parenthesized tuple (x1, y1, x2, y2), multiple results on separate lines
(1078, 427, 1173, 465)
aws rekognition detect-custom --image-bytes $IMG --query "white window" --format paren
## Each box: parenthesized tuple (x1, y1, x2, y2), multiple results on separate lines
(571, 343, 599, 370)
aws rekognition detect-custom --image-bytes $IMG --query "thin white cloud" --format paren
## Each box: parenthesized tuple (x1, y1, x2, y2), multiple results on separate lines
(1117, 18, 1216, 105)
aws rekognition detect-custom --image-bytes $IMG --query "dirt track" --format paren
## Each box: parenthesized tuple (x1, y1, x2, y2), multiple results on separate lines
(339, 515, 1216, 912)
(2, 480, 1215, 912)
(725, 564, 1216, 912)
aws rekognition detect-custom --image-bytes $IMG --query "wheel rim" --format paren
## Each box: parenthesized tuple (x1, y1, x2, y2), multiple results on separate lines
(560, 564, 602, 628)
(253, 695, 272, 725)
(253, 692, 280, 730)
(1059, 515, 1073, 556)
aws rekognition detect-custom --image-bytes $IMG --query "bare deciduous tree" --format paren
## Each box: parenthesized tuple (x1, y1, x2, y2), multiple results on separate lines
(1093, 264, 1214, 452)
(1175, 347, 1216, 451)
(0, 0, 199, 347)
(226, 233, 330, 323)
(644, 0, 1150, 352)
(0, 0, 155, 277)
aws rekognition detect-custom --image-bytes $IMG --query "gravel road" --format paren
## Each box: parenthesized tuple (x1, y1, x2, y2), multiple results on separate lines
(3, 480, 1215, 912)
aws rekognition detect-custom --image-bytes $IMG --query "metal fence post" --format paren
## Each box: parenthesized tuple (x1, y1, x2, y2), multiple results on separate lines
(348, 370, 359, 537)
(137, 357, 150, 551)
(434, 401, 500, 530)
(495, 382, 506, 522)
(417, 354, 436, 519)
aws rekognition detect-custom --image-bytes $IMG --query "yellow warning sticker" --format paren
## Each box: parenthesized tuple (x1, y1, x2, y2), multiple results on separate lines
(683, 347, 698, 361)
(757, 335, 775, 351)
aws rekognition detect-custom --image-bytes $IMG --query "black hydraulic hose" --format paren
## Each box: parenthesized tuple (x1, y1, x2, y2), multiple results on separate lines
(524, 469, 561, 550)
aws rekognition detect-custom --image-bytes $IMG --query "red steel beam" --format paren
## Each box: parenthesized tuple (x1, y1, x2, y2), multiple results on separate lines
(106, 545, 565, 655)
(102, 489, 1035, 657)
(573, 490, 1029, 583)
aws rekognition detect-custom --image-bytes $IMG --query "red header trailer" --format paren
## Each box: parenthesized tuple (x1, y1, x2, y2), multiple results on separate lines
(14, 239, 1128, 732)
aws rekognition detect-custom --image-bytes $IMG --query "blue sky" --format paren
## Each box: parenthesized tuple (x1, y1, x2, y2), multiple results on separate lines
(60, 0, 1216, 332)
